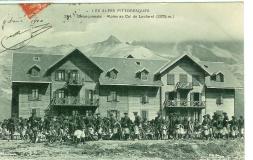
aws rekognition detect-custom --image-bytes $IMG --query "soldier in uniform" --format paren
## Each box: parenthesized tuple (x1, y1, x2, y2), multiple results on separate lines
(7, 117, 16, 140)
(121, 113, 132, 140)
(154, 112, 164, 140)
(214, 114, 224, 139)
(133, 112, 142, 140)
(229, 116, 239, 138)
(95, 113, 103, 140)
(109, 113, 116, 130)
(28, 112, 39, 143)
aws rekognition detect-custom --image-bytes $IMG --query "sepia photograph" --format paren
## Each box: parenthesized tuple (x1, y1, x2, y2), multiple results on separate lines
(0, 2, 244, 160)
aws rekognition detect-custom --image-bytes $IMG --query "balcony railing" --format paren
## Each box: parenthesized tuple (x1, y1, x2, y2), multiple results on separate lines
(66, 77, 84, 86)
(51, 97, 99, 106)
(175, 82, 193, 90)
(164, 100, 206, 108)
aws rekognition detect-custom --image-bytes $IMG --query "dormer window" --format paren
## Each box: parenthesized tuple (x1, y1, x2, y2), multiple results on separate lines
(141, 71, 148, 80)
(107, 68, 118, 79)
(33, 56, 40, 62)
(210, 75, 216, 81)
(136, 68, 149, 81)
(28, 65, 41, 77)
(216, 73, 224, 82)
(210, 72, 224, 82)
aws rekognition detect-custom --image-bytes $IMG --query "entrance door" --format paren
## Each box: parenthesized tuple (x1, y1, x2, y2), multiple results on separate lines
(179, 91, 188, 106)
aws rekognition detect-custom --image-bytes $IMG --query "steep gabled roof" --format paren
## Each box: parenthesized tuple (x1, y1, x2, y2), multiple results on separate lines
(155, 54, 212, 75)
(44, 48, 104, 75)
(199, 61, 242, 89)
(90, 57, 166, 86)
(12, 53, 62, 82)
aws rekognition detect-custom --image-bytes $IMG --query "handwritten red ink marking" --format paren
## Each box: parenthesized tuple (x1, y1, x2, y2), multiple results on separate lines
(20, 4, 49, 19)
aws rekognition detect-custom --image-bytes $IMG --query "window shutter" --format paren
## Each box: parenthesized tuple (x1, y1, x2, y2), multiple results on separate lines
(167, 74, 175, 85)
(190, 93, 194, 101)
(199, 93, 202, 102)
(107, 91, 112, 102)
(55, 71, 58, 81)
(28, 88, 32, 101)
(38, 89, 42, 101)
(85, 89, 90, 104)
(66, 70, 70, 82)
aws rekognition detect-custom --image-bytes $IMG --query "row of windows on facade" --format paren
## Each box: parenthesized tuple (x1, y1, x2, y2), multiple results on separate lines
(28, 89, 149, 104)
(107, 91, 149, 103)
(28, 68, 93, 82)
(167, 74, 200, 85)
(166, 73, 224, 85)
(165, 91, 223, 105)
(55, 70, 93, 82)
(28, 88, 223, 105)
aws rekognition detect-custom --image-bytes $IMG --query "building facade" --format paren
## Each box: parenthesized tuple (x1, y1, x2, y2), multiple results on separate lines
(11, 49, 242, 121)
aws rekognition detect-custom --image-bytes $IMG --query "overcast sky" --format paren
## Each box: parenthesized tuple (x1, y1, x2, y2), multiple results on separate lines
(0, 2, 243, 48)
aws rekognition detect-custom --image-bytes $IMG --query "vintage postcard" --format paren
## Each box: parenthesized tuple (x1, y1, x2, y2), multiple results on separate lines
(0, 2, 244, 160)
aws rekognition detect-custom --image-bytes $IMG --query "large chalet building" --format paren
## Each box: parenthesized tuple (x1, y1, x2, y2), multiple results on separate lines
(11, 49, 242, 121)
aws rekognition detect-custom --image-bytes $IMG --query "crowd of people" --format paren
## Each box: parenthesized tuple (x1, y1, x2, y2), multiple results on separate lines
(0, 111, 244, 144)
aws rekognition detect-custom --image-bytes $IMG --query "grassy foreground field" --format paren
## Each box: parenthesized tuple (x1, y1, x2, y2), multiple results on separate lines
(0, 139, 244, 160)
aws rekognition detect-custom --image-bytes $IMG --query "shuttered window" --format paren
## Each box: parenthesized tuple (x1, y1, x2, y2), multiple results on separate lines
(167, 74, 175, 85)
(216, 94, 223, 105)
(141, 110, 148, 121)
(107, 91, 117, 102)
(55, 70, 65, 81)
(28, 88, 40, 101)
(31, 108, 40, 117)
(70, 70, 79, 82)
(141, 95, 149, 104)
(179, 74, 188, 83)
(57, 90, 65, 98)
(192, 75, 200, 86)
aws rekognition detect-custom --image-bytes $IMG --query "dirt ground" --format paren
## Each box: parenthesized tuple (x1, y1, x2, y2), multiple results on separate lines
(0, 139, 244, 160)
